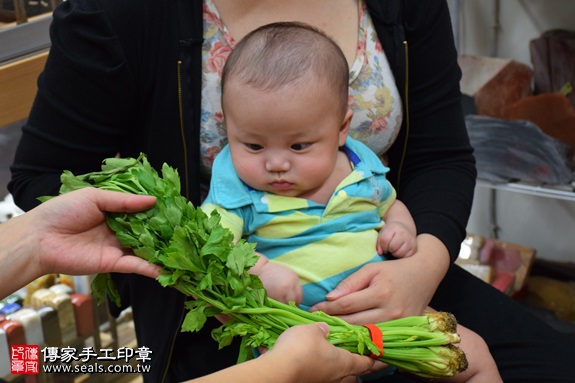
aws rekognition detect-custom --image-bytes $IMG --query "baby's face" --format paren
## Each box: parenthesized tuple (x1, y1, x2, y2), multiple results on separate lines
(222, 79, 350, 198)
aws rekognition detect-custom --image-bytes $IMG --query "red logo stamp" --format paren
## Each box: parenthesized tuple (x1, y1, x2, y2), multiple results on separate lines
(11, 345, 40, 374)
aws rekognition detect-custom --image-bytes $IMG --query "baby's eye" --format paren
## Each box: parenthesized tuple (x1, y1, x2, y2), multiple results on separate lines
(245, 143, 263, 151)
(291, 143, 311, 151)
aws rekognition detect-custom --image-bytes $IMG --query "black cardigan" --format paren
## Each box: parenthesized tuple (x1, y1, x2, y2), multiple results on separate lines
(9, 1, 476, 381)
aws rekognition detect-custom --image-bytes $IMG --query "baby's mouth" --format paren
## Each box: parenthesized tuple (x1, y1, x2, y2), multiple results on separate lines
(269, 180, 293, 190)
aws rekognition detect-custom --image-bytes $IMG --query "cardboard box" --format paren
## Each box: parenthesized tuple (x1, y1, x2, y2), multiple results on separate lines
(457, 233, 535, 296)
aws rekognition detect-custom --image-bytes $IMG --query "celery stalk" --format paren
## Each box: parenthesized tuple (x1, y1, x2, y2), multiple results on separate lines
(53, 153, 469, 379)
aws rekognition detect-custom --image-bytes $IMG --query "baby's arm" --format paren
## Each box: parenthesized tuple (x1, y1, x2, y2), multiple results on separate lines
(250, 255, 303, 305)
(442, 323, 502, 383)
(201, 204, 303, 305)
(377, 200, 417, 258)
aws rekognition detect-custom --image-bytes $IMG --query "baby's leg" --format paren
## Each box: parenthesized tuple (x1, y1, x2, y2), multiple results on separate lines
(341, 376, 359, 383)
(437, 323, 502, 383)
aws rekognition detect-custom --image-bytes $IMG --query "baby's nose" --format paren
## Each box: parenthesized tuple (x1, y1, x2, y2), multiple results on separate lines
(265, 156, 290, 172)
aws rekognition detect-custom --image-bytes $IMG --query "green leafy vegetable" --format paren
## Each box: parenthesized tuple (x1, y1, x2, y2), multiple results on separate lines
(55, 153, 468, 378)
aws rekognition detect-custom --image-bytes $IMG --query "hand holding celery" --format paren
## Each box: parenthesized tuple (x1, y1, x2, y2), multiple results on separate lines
(51, 154, 468, 378)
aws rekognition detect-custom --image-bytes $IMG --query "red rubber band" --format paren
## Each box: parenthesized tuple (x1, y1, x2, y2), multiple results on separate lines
(363, 324, 384, 359)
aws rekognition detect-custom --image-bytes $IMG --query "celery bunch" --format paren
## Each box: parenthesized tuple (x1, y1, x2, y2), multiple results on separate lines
(56, 154, 468, 379)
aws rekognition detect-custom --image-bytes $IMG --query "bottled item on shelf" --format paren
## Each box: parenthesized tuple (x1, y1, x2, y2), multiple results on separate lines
(0, 315, 26, 347)
(37, 306, 62, 347)
(49, 283, 73, 296)
(0, 329, 10, 377)
(58, 275, 93, 296)
(24, 274, 57, 306)
(0, 302, 22, 316)
(1, 293, 24, 307)
(71, 293, 94, 338)
(31, 288, 77, 345)
(8, 308, 45, 345)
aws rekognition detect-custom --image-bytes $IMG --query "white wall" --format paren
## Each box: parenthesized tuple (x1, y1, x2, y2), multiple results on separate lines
(451, 0, 575, 64)
(448, 0, 575, 262)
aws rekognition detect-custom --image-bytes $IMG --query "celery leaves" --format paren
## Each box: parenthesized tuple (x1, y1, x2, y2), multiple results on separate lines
(55, 153, 469, 378)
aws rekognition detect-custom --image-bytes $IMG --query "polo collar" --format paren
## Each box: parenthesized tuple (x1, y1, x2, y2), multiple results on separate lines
(209, 137, 388, 211)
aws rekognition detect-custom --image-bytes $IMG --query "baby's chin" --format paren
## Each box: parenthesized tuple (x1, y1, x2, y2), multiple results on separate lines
(259, 185, 304, 198)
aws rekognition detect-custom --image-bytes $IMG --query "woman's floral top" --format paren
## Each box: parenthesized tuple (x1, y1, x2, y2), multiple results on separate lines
(200, 0, 402, 176)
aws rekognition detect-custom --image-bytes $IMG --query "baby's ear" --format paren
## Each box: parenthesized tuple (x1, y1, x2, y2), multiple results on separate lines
(338, 107, 353, 145)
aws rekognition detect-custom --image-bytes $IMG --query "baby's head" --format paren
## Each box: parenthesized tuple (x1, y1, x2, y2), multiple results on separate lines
(221, 21, 349, 121)
(220, 22, 353, 199)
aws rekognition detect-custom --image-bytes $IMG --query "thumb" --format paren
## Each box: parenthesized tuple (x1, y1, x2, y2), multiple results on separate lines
(348, 354, 380, 377)
(325, 265, 375, 300)
(315, 322, 330, 338)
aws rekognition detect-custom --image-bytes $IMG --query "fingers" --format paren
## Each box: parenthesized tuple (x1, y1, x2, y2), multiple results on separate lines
(290, 284, 304, 306)
(345, 352, 383, 376)
(378, 231, 416, 258)
(110, 255, 160, 278)
(323, 265, 376, 301)
(315, 322, 330, 337)
(272, 323, 380, 382)
(377, 229, 394, 255)
(311, 289, 382, 320)
(389, 242, 415, 259)
(309, 263, 395, 323)
(44, 188, 156, 228)
(257, 261, 303, 304)
(91, 188, 157, 213)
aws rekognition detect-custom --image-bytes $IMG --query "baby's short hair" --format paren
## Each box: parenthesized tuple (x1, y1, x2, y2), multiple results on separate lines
(222, 21, 349, 117)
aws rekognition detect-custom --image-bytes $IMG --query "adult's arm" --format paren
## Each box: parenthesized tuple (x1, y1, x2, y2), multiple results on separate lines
(386, 0, 477, 262)
(311, 1, 476, 323)
(8, 0, 137, 210)
(8, 0, 182, 211)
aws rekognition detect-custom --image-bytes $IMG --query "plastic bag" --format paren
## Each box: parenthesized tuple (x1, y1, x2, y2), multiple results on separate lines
(465, 115, 574, 184)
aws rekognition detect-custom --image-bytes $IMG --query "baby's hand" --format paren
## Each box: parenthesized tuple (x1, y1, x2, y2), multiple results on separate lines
(377, 222, 417, 258)
(249, 255, 303, 305)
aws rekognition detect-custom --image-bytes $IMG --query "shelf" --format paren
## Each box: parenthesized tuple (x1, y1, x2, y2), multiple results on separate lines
(476, 179, 575, 202)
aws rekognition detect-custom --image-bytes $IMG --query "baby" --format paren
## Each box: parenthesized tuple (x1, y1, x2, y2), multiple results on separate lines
(202, 21, 501, 382)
